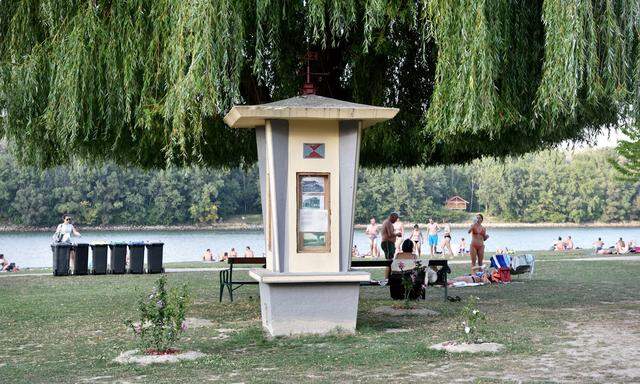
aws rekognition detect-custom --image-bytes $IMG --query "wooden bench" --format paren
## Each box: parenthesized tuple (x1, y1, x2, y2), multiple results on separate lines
(219, 257, 266, 302)
(350, 258, 451, 301)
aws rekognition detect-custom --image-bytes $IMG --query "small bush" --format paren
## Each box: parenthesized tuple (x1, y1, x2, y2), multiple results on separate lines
(460, 296, 486, 343)
(125, 275, 190, 353)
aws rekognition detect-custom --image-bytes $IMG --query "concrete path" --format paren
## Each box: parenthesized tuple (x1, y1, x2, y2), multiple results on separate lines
(2, 255, 639, 278)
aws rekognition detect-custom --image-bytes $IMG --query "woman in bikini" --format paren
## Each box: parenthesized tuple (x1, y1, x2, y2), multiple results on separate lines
(441, 220, 453, 257)
(365, 218, 379, 257)
(468, 214, 489, 273)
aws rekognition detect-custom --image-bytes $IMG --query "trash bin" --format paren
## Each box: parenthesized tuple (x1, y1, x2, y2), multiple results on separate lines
(109, 243, 127, 274)
(73, 243, 89, 275)
(51, 243, 72, 276)
(128, 242, 145, 274)
(146, 242, 164, 274)
(90, 243, 108, 275)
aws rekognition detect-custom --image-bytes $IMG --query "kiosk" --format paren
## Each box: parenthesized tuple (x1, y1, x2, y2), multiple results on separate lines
(224, 95, 398, 336)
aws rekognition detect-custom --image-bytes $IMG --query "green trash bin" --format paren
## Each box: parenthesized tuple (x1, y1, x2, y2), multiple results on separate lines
(73, 243, 89, 275)
(109, 243, 127, 274)
(128, 242, 145, 274)
(51, 243, 72, 276)
(90, 243, 108, 275)
(145, 242, 164, 274)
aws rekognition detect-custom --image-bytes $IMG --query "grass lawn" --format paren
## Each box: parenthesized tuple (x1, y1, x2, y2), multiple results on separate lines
(1, 250, 639, 383)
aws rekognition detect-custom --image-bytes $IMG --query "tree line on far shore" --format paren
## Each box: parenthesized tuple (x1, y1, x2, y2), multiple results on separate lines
(0, 148, 637, 227)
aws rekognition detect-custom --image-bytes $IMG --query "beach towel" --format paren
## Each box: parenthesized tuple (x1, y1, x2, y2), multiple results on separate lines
(490, 254, 511, 269)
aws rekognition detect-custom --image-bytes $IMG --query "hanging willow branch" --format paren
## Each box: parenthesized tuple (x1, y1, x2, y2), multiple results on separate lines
(0, 0, 638, 169)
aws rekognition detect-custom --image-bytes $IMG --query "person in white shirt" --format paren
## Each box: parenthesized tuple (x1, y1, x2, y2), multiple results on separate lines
(53, 215, 81, 244)
(53, 215, 81, 270)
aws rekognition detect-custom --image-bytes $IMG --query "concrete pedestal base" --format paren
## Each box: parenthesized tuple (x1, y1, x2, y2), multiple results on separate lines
(249, 269, 370, 337)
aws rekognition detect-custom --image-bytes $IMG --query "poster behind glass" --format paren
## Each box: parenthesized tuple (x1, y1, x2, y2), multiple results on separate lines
(298, 175, 329, 248)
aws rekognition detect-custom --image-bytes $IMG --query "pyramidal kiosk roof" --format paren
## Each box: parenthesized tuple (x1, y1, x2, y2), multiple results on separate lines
(224, 94, 399, 128)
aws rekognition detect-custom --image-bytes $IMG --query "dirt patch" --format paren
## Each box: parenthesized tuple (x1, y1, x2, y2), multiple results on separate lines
(79, 376, 113, 382)
(384, 328, 413, 334)
(501, 314, 640, 383)
(372, 306, 439, 317)
(341, 307, 640, 383)
(430, 341, 505, 353)
(113, 349, 206, 366)
(184, 317, 214, 329)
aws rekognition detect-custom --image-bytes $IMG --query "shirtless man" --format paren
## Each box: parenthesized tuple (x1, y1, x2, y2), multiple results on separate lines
(365, 218, 379, 257)
(381, 212, 402, 279)
(426, 218, 440, 256)
(468, 214, 489, 272)
(564, 236, 574, 250)
(244, 246, 255, 257)
(554, 237, 565, 251)
(593, 238, 604, 252)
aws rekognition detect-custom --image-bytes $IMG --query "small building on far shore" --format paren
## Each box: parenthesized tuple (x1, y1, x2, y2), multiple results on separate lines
(445, 195, 469, 211)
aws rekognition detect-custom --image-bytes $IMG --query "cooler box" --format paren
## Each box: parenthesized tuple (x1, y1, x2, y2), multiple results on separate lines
(51, 243, 72, 276)
(145, 242, 164, 274)
(90, 243, 108, 275)
(109, 243, 127, 274)
(128, 242, 145, 274)
(73, 243, 89, 275)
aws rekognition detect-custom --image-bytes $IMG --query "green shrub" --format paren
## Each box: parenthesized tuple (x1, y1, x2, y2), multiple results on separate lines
(125, 275, 190, 352)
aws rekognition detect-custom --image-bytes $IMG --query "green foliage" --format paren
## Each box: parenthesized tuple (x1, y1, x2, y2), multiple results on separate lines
(0, 150, 261, 226)
(0, 148, 638, 226)
(125, 275, 190, 353)
(476, 149, 640, 223)
(0, 1, 638, 169)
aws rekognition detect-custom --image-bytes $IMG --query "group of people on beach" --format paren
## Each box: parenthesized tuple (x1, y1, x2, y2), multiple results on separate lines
(369, 212, 489, 272)
(552, 235, 637, 255)
(362, 216, 473, 259)
(202, 246, 255, 262)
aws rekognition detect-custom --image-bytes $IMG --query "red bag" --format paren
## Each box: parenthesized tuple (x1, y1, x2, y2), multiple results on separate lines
(498, 267, 511, 282)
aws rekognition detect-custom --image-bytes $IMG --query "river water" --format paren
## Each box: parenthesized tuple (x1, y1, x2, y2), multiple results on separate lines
(1, 226, 639, 268)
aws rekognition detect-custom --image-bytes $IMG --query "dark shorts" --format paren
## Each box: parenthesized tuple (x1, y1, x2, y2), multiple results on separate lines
(380, 240, 396, 259)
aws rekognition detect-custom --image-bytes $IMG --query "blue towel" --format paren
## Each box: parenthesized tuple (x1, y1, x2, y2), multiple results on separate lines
(490, 254, 511, 269)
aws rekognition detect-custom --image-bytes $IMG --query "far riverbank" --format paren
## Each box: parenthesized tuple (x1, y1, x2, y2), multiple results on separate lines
(2, 221, 640, 233)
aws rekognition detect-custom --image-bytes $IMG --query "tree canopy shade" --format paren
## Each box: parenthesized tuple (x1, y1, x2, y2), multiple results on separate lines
(0, 0, 639, 168)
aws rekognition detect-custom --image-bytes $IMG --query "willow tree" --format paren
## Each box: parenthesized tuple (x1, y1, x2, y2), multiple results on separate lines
(0, 1, 638, 169)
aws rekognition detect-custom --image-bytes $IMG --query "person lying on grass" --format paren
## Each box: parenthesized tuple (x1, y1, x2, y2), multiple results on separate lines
(0, 254, 19, 272)
(447, 269, 498, 286)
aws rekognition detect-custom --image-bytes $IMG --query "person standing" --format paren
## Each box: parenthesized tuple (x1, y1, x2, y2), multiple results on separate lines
(244, 246, 255, 257)
(426, 218, 440, 256)
(409, 224, 423, 256)
(441, 219, 453, 257)
(365, 218, 379, 258)
(381, 212, 402, 280)
(468, 214, 489, 272)
(53, 215, 81, 244)
(53, 215, 81, 270)
(393, 217, 404, 255)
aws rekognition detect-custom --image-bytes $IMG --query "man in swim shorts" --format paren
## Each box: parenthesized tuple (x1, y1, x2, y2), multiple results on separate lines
(426, 218, 440, 256)
(381, 212, 402, 280)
